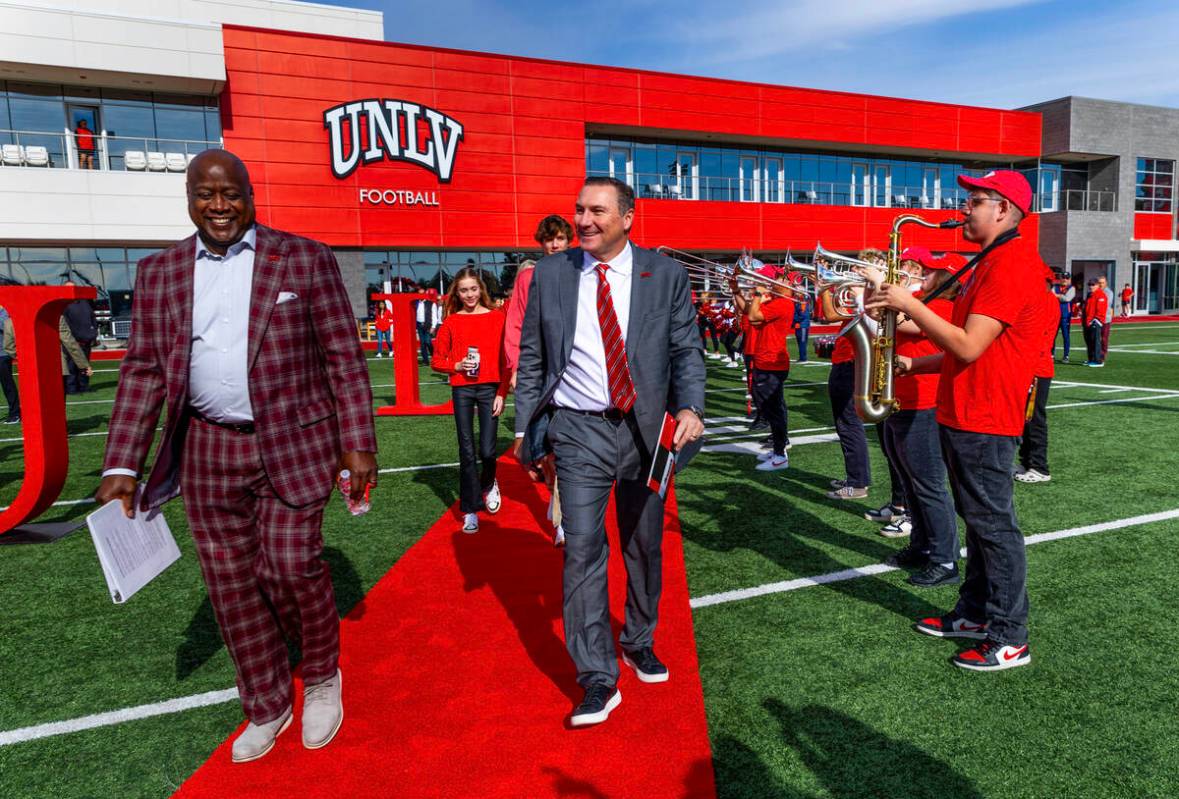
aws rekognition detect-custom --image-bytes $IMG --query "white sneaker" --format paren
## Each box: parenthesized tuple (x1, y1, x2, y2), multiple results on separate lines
(554, 524, 566, 548)
(879, 515, 913, 538)
(708, 352, 725, 360)
(484, 479, 501, 513)
(462, 512, 479, 533)
(726, 360, 742, 369)
(744, 393, 753, 400)
(755, 454, 789, 471)
(1014, 468, 1051, 483)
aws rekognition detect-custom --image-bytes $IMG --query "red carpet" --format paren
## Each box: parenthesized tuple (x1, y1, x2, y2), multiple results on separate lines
(174, 459, 716, 798)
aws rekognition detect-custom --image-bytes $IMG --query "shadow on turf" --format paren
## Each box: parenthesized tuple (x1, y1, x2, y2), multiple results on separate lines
(677, 455, 943, 623)
(173, 546, 364, 681)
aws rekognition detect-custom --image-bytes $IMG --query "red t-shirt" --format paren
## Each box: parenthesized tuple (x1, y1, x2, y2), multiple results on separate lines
(832, 333, 855, 364)
(753, 296, 794, 371)
(936, 237, 1049, 436)
(895, 297, 953, 411)
(76, 127, 94, 151)
(1121, 287, 1133, 303)
(430, 309, 509, 393)
(1032, 286, 1058, 379)
(374, 308, 393, 332)
(740, 312, 759, 357)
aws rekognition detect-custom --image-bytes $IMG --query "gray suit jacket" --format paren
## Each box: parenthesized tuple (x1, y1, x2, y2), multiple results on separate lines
(514, 243, 705, 459)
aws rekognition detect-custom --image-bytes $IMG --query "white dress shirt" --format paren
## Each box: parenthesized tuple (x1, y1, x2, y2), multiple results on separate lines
(188, 227, 256, 423)
(103, 228, 257, 479)
(552, 243, 634, 412)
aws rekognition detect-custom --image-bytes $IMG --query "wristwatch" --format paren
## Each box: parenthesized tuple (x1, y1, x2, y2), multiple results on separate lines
(682, 405, 705, 422)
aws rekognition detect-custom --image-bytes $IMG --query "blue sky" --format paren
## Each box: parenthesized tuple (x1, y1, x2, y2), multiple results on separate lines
(318, 0, 1179, 109)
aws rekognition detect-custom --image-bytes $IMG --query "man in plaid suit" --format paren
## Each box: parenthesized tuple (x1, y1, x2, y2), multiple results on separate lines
(95, 150, 378, 763)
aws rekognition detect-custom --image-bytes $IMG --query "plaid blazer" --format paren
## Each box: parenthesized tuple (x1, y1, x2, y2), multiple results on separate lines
(103, 225, 377, 510)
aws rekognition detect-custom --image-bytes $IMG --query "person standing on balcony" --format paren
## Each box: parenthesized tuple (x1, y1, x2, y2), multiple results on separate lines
(74, 119, 95, 170)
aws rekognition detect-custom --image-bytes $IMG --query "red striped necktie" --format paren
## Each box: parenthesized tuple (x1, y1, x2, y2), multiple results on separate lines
(595, 263, 636, 413)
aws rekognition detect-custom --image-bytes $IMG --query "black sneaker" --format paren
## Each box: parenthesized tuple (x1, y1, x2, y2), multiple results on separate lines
(570, 684, 621, 727)
(622, 647, 669, 683)
(750, 418, 769, 431)
(908, 562, 960, 588)
(885, 545, 927, 569)
(865, 503, 905, 523)
(3, 416, 19, 425)
(952, 639, 1030, 671)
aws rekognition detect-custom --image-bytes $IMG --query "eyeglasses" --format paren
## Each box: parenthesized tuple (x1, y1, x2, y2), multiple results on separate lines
(960, 196, 1004, 210)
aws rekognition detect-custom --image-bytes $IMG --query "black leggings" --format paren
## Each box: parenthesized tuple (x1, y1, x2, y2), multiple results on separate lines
(452, 383, 499, 513)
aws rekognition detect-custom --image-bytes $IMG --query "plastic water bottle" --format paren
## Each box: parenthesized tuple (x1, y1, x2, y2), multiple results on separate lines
(337, 469, 371, 516)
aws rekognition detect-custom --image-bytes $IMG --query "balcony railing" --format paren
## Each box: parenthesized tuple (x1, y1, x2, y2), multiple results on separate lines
(1060, 188, 1118, 212)
(595, 170, 1114, 214)
(0, 129, 221, 172)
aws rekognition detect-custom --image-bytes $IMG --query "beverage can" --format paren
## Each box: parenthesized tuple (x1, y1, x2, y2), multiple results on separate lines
(337, 469, 372, 516)
(467, 345, 480, 378)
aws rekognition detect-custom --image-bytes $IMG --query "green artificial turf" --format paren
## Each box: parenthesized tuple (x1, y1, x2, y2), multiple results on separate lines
(1, 322, 1178, 798)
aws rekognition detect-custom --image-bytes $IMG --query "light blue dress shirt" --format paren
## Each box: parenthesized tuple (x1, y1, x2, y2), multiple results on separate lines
(188, 227, 257, 423)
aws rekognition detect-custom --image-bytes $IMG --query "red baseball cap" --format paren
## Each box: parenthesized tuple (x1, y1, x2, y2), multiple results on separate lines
(957, 170, 1032, 215)
(901, 246, 934, 267)
(756, 264, 780, 279)
(928, 253, 967, 272)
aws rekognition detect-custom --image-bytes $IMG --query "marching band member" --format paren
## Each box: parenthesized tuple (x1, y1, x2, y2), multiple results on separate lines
(733, 267, 794, 471)
(1014, 267, 1062, 484)
(880, 252, 961, 586)
(867, 169, 1046, 671)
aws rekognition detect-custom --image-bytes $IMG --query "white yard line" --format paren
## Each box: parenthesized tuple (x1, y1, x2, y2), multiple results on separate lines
(689, 508, 1179, 609)
(1103, 349, 1179, 356)
(1047, 394, 1179, 410)
(6, 506, 1177, 747)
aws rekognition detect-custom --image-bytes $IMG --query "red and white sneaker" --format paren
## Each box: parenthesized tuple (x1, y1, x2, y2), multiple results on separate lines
(913, 613, 988, 640)
(952, 640, 1031, 672)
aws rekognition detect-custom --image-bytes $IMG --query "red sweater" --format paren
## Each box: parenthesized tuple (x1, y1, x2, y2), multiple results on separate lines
(431, 309, 509, 395)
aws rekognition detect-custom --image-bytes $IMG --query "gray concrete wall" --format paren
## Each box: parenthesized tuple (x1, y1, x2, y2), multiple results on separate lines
(332, 249, 368, 319)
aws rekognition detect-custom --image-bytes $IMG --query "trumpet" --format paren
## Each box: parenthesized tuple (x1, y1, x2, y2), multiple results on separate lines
(849, 215, 963, 422)
(658, 246, 808, 299)
(783, 251, 870, 322)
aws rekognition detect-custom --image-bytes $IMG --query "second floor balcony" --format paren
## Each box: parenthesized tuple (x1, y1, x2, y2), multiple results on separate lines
(0, 128, 221, 173)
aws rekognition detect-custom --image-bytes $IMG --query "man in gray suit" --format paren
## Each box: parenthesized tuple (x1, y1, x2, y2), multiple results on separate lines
(514, 177, 706, 726)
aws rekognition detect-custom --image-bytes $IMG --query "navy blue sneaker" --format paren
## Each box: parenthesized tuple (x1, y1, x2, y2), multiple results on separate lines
(622, 647, 669, 683)
(570, 684, 621, 727)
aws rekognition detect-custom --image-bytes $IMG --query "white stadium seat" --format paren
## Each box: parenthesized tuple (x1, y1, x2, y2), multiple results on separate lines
(165, 152, 188, 172)
(186, 153, 197, 165)
(124, 150, 147, 170)
(2, 144, 24, 166)
(146, 151, 167, 171)
(24, 145, 50, 167)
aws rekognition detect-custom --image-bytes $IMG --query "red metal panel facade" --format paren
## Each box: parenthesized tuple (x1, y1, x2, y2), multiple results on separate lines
(221, 26, 1042, 253)
(1132, 213, 1174, 241)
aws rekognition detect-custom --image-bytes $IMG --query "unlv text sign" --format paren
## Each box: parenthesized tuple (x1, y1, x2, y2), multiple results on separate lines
(323, 99, 464, 181)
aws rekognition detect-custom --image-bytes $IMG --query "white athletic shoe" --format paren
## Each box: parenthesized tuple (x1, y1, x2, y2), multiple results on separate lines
(879, 515, 913, 538)
(1014, 469, 1051, 483)
(755, 455, 789, 471)
(374, 353, 383, 359)
(462, 513, 479, 533)
(484, 479, 501, 513)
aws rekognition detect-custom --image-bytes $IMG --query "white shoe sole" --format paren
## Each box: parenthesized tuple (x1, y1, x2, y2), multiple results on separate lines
(303, 672, 344, 750)
(485, 500, 501, 514)
(913, 623, 988, 640)
(755, 461, 789, 471)
(232, 713, 293, 763)
(623, 653, 670, 683)
(570, 689, 622, 727)
(878, 528, 911, 539)
(954, 653, 1031, 672)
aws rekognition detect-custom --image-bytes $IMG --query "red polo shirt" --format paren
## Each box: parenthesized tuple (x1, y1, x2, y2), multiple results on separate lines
(1032, 286, 1058, 379)
(753, 296, 794, 371)
(936, 236, 1049, 436)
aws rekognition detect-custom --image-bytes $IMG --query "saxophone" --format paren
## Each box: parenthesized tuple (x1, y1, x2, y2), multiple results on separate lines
(850, 213, 956, 423)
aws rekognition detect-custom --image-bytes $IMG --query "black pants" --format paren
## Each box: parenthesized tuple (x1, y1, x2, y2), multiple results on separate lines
(0, 355, 18, 419)
(1018, 377, 1051, 474)
(720, 330, 739, 361)
(827, 362, 870, 488)
(877, 421, 906, 509)
(1084, 321, 1103, 364)
(883, 410, 957, 564)
(64, 339, 94, 393)
(941, 426, 1028, 646)
(452, 383, 499, 513)
(752, 368, 789, 456)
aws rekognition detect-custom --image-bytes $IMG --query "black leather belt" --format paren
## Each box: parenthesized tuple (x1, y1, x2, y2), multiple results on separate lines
(188, 407, 255, 434)
(557, 406, 632, 423)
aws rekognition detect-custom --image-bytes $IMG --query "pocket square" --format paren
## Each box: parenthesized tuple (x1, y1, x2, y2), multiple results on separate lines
(276, 291, 299, 305)
(640, 271, 653, 278)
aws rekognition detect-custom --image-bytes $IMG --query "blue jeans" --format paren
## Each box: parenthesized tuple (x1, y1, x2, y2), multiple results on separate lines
(417, 323, 434, 363)
(452, 384, 499, 513)
(940, 425, 1028, 645)
(795, 320, 810, 361)
(827, 362, 869, 488)
(1055, 305, 1070, 359)
(375, 328, 392, 355)
(883, 410, 957, 564)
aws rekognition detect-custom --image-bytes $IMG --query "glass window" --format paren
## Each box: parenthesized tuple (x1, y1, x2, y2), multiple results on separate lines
(1136, 157, 1174, 212)
(154, 107, 208, 145)
(586, 143, 609, 175)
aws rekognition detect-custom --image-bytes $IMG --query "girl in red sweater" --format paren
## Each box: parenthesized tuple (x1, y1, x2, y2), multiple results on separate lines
(431, 267, 510, 533)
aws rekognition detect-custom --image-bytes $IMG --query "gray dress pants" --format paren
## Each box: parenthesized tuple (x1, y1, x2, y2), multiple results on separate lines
(547, 407, 665, 687)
